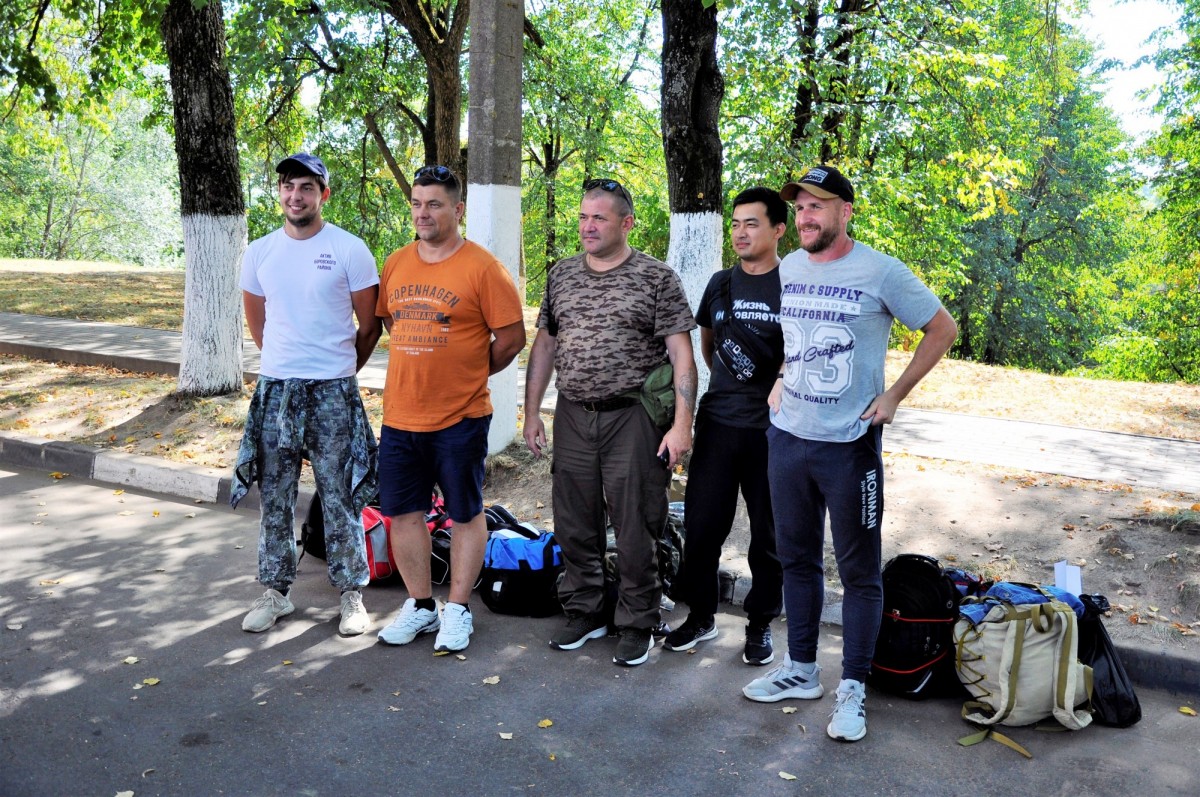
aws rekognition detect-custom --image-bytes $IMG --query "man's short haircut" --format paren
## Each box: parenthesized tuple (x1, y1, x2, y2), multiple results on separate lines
(732, 187, 787, 227)
(413, 164, 463, 202)
(582, 178, 634, 217)
(277, 169, 327, 193)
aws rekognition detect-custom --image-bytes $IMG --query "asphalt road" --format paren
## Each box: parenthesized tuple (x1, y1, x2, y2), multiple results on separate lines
(2, 464, 1197, 797)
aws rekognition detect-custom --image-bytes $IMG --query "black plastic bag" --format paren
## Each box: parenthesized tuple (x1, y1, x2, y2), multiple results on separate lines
(1078, 594, 1141, 727)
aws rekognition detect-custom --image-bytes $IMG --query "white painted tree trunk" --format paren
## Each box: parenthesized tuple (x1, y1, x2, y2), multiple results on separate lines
(666, 210, 723, 397)
(177, 213, 247, 396)
(466, 183, 523, 454)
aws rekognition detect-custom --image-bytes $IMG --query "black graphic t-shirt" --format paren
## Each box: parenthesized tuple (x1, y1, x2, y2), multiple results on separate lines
(696, 266, 783, 428)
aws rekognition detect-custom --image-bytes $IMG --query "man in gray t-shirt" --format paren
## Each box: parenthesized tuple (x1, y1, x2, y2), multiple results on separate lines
(741, 166, 957, 744)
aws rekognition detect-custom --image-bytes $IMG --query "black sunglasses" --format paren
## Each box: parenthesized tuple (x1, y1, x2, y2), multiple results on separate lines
(415, 165, 454, 182)
(582, 177, 633, 209)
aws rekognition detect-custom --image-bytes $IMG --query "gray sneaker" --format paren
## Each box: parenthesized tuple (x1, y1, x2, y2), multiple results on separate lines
(377, 598, 440, 645)
(741, 655, 823, 702)
(242, 589, 294, 632)
(827, 679, 867, 741)
(338, 590, 370, 636)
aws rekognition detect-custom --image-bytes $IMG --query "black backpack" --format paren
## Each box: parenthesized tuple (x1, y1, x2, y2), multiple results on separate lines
(869, 553, 966, 699)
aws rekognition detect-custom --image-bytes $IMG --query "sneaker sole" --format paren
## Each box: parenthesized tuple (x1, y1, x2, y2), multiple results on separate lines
(664, 627, 718, 652)
(742, 650, 776, 666)
(827, 722, 867, 742)
(742, 683, 824, 703)
(377, 622, 440, 645)
(242, 604, 295, 633)
(549, 625, 607, 651)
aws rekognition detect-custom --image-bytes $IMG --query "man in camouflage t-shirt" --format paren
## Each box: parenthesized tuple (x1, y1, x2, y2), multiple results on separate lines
(523, 178, 697, 667)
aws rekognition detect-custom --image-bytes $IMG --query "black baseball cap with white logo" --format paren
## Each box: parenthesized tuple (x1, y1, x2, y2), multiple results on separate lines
(779, 165, 854, 203)
(276, 153, 330, 184)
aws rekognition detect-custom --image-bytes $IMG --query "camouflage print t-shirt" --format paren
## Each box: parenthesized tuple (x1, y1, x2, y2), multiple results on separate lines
(537, 249, 696, 401)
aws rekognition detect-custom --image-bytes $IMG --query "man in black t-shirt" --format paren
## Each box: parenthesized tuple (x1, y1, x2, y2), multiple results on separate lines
(664, 187, 787, 665)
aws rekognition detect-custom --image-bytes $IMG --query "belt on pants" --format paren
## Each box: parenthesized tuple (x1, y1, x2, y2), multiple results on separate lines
(574, 395, 640, 413)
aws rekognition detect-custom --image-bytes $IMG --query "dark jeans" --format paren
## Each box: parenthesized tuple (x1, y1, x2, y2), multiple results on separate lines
(768, 424, 884, 683)
(551, 396, 669, 630)
(681, 412, 781, 626)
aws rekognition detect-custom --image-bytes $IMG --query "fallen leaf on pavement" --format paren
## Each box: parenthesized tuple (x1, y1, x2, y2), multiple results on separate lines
(498, 732, 514, 740)
(118, 511, 134, 516)
(483, 676, 500, 685)
(116, 791, 135, 797)
(39, 579, 61, 586)
(779, 772, 798, 781)
(781, 707, 797, 714)
(1180, 706, 1197, 716)
(537, 719, 553, 728)
(456, 654, 467, 660)
(113, 490, 125, 495)
(387, 706, 401, 712)
(433, 650, 450, 657)
(142, 678, 160, 686)
(123, 656, 139, 665)
(282, 660, 292, 666)
(6, 623, 23, 631)
(49, 472, 68, 479)
(184, 513, 196, 518)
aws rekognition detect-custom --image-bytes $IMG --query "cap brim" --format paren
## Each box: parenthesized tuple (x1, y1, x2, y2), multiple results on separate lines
(784, 182, 839, 201)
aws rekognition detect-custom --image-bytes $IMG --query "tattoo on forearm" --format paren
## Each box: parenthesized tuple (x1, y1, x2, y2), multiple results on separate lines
(677, 371, 697, 413)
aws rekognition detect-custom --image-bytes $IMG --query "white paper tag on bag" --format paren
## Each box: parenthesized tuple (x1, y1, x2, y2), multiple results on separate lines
(1054, 560, 1083, 596)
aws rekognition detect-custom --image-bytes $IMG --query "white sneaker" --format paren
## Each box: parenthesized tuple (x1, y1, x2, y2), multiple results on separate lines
(434, 603, 474, 652)
(377, 598, 440, 645)
(338, 590, 370, 636)
(827, 679, 867, 741)
(242, 589, 295, 632)
(741, 654, 824, 702)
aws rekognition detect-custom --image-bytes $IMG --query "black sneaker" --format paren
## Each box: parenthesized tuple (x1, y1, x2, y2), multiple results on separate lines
(549, 613, 607, 651)
(613, 627, 654, 666)
(664, 616, 718, 652)
(743, 623, 775, 666)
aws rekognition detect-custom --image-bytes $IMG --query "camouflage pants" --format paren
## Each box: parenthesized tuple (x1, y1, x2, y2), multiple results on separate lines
(253, 377, 372, 592)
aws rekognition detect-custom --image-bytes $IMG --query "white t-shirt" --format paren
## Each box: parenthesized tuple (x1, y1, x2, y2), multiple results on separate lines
(772, 241, 942, 443)
(240, 223, 379, 379)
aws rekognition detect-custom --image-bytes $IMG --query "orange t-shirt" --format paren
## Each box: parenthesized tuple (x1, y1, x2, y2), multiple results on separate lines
(376, 239, 524, 431)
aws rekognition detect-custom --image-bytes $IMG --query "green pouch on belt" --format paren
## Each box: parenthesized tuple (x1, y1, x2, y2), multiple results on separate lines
(636, 362, 675, 428)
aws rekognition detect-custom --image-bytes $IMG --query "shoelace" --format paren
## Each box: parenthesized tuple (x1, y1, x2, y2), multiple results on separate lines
(832, 688, 864, 717)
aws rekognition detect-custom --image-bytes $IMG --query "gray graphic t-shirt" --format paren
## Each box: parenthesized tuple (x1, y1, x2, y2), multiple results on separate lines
(772, 241, 942, 443)
(537, 249, 696, 401)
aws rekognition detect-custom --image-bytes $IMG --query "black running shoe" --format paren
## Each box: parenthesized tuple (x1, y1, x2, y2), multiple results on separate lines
(664, 616, 718, 652)
(613, 627, 654, 666)
(743, 623, 775, 666)
(549, 613, 607, 650)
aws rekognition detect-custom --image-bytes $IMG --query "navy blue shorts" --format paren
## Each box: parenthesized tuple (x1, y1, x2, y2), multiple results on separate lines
(378, 415, 491, 522)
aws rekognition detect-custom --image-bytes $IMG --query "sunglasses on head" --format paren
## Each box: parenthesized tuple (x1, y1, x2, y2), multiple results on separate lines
(582, 177, 632, 207)
(415, 165, 454, 182)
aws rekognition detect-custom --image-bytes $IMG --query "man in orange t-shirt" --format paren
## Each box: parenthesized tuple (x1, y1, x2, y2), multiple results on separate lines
(374, 165, 526, 652)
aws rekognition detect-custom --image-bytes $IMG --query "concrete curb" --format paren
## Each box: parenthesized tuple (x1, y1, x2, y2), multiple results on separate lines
(0, 431, 313, 519)
(0, 429, 1195, 699)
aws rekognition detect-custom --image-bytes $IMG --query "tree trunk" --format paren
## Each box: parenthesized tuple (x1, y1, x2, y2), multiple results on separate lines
(161, 0, 247, 397)
(380, 0, 470, 177)
(661, 0, 724, 393)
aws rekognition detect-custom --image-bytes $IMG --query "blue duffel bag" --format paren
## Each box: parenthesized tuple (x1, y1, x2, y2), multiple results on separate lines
(479, 506, 564, 617)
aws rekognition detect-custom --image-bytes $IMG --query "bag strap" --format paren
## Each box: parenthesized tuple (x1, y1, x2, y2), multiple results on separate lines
(714, 270, 778, 381)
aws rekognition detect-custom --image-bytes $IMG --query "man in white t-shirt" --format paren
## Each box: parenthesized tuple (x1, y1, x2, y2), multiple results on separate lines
(231, 153, 381, 637)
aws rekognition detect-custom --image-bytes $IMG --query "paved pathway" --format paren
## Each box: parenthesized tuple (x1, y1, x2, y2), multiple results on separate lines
(1, 311, 1197, 494)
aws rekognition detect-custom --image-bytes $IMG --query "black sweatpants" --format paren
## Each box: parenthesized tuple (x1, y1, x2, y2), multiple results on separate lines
(680, 411, 782, 626)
